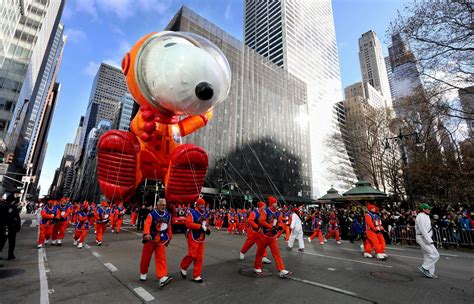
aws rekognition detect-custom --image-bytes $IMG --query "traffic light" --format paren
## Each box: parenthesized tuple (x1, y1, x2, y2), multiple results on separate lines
(5, 153, 14, 164)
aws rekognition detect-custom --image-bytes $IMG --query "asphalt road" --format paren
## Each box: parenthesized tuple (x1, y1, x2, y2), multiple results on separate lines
(0, 215, 473, 304)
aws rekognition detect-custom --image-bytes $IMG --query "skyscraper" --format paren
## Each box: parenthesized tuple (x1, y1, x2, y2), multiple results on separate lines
(118, 93, 134, 131)
(244, 0, 355, 196)
(358, 30, 392, 107)
(81, 63, 128, 150)
(1, 0, 64, 141)
(388, 33, 423, 115)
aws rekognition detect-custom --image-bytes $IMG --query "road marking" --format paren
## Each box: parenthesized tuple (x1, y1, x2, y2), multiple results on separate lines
(340, 247, 423, 260)
(288, 276, 376, 303)
(328, 268, 336, 271)
(386, 245, 458, 257)
(302, 251, 393, 268)
(104, 262, 118, 272)
(38, 248, 50, 304)
(92, 252, 101, 258)
(21, 220, 25, 226)
(133, 287, 155, 302)
(30, 219, 37, 227)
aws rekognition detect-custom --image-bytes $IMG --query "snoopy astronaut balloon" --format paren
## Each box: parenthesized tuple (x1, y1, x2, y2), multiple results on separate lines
(97, 31, 231, 203)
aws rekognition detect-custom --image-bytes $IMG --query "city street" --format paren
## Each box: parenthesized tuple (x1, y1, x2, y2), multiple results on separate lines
(0, 215, 473, 304)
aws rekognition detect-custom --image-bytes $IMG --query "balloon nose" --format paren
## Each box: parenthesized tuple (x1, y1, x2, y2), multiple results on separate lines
(195, 82, 214, 101)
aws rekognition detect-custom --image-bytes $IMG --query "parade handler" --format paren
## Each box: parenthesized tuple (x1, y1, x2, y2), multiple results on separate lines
(415, 203, 439, 279)
(140, 198, 173, 287)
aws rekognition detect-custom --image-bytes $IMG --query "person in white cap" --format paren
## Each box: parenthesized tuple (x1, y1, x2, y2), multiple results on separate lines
(415, 203, 439, 279)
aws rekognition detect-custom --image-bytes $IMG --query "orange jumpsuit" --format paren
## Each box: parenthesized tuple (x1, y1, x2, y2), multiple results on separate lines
(38, 205, 57, 245)
(52, 204, 71, 242)
(74, 211, 89, 243)
(131, 205, 139, 226)
(254, 207, 285, 272)
(227, 211, 236, 234)
(365, 211, 386, 254)
(180, 208, 209, 279)
(114, 206, 125, 233)
(280, 210, 291, 241)
(140, 209, 172, 279)
(240, 210, 268, 257)
(309, 216, 324, 243)
(325, 216, 341, 241)
(95, 205, 110, 243)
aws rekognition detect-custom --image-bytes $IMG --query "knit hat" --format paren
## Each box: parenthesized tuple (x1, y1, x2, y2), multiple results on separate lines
(419, 203, 432, 210)
(267, 196, 277, 204)
(257, 201, 266, 208)
(196, 198, 206, 205)
(367, 204, 376, 211)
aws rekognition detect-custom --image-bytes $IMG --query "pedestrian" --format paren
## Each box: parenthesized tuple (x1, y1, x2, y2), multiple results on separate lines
(239, 202, 271, 264)
(137, 204, 148, 230)
(95, 201, 110, 246)
(73, 202, 90, 249)
(52, 199, 71, 246)
(254, 196, 292, 278)
(140, 198, 173, 287)
(288, 206, 304, 252)
(308, 209, 324, 245)
(37, 200, 58, 248)
(415, 203, 439, 279)
(180, 198, 210, 283)
(0, 193, 21, 260)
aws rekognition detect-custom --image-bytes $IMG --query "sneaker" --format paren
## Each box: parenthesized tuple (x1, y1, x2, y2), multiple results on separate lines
(37, 244, 43, 249)
(336, 241, 342, 245)
(360, 244, 364, 252)
(73, 239, 78, 246)
(308, 237, 312, 243)
(77, 243, 83, 249)
(140, 273, 147, 281)
(239, 252, 245, 260)
(52, 240, 57, 245)
(159, 276, 173, 287)
(254, 268, 263, 275)
(323, 238, 327, 243)
(192, 276, 203, 283)
(262, 257, 272, 264)
(45, 240, 49, 245)
(419, 266, 432, 278)
(111, 230, 115, 233)
(94, 231, 97, 234)
(376, 253, 387, 261)
(298, 248, 304, 252)
(429, 273, 438, 279)
(279, 270, 292, 278)
(286, 246, 292, 251)
(97, 241, 102, 246)
(363, 253, 373, 258)
(180, 269, 187, 279)
(320, 242, 325, 245)
(57, 240, 62, 246)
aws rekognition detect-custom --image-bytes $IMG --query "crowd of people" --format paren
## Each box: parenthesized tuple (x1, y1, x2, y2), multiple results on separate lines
(1, 193, 472, 287)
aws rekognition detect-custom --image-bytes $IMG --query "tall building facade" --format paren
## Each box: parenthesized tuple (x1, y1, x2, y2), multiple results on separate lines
(388, 33, 423, 115)
(118, 93, 134, 131)
(459, 86, 474, 137)
(1, 0, 64, 141)
(82, 63, 128, 150)
(358, 30, 392, 107)
(15, 23, 66, 167)
(244, 0, 355, 197)
(165, 6, 312, 199)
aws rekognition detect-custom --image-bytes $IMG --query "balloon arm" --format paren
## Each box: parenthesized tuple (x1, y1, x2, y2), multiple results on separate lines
(178, 110, 213, 137)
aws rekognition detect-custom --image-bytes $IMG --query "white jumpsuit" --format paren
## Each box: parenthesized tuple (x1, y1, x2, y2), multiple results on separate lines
(415, 212, 440, 275)
(288, 213, 304, 250)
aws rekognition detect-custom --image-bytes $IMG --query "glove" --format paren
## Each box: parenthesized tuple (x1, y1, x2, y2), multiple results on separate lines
(61, 211, 65, 217)
(271, 227, 278, 235)
(165, 240, 171, 247)
(201, 223, 207, 232)
(205, 229, 211, 236)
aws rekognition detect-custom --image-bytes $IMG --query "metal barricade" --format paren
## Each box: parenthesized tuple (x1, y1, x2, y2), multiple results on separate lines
(393, 225, 473, 248)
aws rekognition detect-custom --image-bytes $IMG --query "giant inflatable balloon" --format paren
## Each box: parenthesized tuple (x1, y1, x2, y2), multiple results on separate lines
(97, 31, 231, 204)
